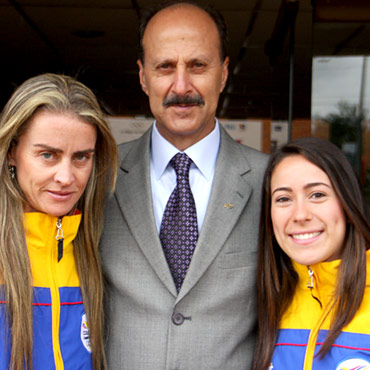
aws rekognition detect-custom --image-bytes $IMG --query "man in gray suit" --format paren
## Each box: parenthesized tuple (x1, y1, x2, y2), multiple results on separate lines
(100, 2, 268, 369)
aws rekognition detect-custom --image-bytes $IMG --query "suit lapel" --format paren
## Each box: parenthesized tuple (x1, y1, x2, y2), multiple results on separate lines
(177, 127, 253, 301)
(115, 129, 177, 297)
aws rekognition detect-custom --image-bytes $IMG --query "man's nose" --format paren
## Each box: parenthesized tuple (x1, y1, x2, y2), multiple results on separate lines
(171, 67, 192, 96)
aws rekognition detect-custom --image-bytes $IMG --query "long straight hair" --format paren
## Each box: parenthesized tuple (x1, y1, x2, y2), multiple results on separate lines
(252, 137, 370, 370)
(0, 73, 117, 370)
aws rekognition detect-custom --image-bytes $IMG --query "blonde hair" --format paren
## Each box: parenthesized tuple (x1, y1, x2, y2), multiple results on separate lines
(0, 73, 117, 369)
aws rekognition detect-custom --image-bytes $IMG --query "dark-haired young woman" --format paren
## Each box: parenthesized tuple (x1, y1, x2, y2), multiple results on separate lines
(253, 137, 370, 370)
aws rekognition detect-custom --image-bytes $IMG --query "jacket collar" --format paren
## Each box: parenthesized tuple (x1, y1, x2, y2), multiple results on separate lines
(24, 212, 81, 249)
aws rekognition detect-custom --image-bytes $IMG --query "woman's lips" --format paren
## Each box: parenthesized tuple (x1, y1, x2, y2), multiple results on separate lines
(47, 190, 74, 201)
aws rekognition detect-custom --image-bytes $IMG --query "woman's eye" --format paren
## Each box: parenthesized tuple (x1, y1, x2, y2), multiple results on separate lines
(75, 154, 88, 161)
(74, 153, 92, 162)
(275, 196, 290, 203)
(311, 192, 325, 199)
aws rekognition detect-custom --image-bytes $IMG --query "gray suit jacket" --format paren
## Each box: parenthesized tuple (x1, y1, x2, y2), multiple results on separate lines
(100, 125, 268, 370)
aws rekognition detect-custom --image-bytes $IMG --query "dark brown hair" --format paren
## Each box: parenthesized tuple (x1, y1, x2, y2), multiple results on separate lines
(252, 137, 370, 370)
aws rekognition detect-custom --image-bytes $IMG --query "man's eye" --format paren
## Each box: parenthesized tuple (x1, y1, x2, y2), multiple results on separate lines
(158, 63, 171, 70)
(41, 152, 53, 160)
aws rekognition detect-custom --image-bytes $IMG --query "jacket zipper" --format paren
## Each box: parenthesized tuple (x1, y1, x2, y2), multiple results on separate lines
(52, 217, 64, 369)
(56, 217, 64, 262)
(303, 266, 326, 370)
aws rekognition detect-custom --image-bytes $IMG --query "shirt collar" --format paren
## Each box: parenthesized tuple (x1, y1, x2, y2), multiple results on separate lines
(151, 119, 220, 180)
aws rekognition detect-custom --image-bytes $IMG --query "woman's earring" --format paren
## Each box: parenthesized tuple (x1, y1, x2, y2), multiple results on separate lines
(8, 165, 15, 179)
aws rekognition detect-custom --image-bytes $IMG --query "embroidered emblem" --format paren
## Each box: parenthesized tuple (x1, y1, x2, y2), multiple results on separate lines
(80, 313, 91, 353)
(224, 203, 234, 209)
(335, 358, 370, 370)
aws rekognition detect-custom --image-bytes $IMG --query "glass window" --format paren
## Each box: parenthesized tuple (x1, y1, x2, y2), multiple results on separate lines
(311, 10, 370, 202)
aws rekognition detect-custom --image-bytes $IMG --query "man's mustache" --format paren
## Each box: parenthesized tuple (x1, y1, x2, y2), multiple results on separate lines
(162, 94, 205, 107)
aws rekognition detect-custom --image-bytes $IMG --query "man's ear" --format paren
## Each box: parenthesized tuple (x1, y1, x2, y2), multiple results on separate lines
(220, 56, 229, 93)
(137, 59, 149, 96)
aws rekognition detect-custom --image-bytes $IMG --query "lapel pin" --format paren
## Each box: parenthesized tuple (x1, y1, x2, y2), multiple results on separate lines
(224, 203, 234, 209)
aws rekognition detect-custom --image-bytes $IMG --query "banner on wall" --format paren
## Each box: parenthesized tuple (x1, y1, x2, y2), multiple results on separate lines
(219, 119, 262, 150)
(108, 116, 263, 151)
(108, 117, 152, 143)
(270, 121, 288, 150)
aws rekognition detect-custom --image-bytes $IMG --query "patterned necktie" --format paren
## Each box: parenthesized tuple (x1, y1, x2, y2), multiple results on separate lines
(160, 153, 199, 292)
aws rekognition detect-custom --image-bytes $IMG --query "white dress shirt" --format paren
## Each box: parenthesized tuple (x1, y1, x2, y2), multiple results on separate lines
(150, 120, 220, 233)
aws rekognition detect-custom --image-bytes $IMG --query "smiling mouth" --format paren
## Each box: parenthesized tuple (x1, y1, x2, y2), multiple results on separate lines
(291, 231, 321, 240)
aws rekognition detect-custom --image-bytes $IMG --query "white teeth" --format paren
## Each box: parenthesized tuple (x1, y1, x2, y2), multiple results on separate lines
(292, 232, 320, 240)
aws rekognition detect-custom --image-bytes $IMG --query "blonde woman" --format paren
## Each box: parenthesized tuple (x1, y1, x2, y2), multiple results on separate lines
(0, 73, 117, 369)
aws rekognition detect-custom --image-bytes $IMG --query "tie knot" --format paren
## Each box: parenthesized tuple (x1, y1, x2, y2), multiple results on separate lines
(170, 153, 192, 177)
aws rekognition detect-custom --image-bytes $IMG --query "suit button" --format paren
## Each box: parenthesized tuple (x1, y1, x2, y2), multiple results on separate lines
(172, 313, 184, 325)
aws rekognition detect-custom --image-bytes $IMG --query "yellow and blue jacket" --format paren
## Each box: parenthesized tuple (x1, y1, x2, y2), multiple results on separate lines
(0, 212, 92, 370)
(270, 250, 370, 370)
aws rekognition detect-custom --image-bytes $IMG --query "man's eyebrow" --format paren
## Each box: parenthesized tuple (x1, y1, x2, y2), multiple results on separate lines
(152, 58, 174, 65)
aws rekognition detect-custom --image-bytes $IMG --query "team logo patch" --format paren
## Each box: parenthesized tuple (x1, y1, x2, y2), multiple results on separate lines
(80, 313, 91, 353)
(335, 358, 370, 370)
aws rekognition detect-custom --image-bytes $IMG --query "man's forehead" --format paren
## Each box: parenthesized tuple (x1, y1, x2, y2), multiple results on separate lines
(143, 4, 218, 41)
(142, 5, 221, 59)
(149, 3, 209, 22)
